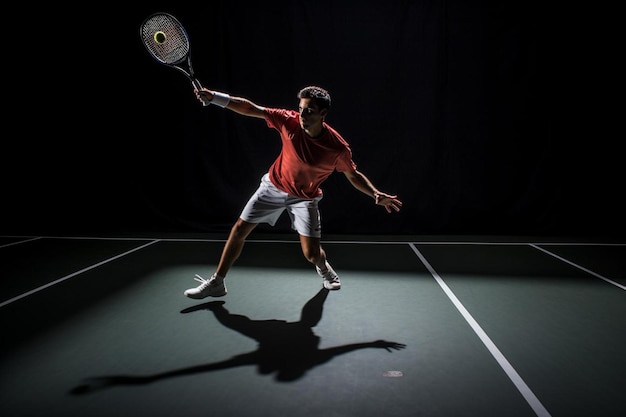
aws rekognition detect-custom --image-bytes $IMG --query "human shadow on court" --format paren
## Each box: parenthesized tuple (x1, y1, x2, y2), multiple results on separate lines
(70, 287, 405, 394)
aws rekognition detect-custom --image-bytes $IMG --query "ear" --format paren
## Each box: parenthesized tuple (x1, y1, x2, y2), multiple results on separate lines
(320, 108, 328, 118)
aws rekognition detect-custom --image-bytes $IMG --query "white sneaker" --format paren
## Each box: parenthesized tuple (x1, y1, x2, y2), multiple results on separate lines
(184, 274, 227, 299)
(316, 261, 341, 290)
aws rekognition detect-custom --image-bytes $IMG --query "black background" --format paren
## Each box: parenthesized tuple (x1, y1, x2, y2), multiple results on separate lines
(2, 1, 623, 238)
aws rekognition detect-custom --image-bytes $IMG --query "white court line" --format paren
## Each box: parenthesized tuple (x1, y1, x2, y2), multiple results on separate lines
(0, 237, 42, 249)
(409, 243, 552, 417)
(529, 244, 626, 291)
(0, 235, 165, 242)
(0, 240, 160, 308)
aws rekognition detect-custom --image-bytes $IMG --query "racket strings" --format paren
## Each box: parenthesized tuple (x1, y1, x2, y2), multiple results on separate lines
(141, 14, 190, 65)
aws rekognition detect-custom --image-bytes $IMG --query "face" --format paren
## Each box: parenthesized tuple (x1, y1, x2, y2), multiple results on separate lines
(298, 98, 326, 131)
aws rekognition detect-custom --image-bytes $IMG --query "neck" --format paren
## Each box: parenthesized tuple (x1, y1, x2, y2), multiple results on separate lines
(305, 124, 325, 138)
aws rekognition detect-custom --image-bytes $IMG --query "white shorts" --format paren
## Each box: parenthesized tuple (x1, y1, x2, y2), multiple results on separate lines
(240, 173, 323, 238)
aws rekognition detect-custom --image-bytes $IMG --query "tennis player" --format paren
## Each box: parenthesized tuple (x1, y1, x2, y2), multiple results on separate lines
(184, 86, 402, 299)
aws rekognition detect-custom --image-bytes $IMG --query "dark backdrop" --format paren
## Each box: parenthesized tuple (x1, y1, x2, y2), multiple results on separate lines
(2, 1, 623, 237)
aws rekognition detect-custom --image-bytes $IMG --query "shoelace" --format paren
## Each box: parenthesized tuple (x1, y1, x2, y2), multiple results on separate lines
(193, 274, 213, 289)
(325, 275, 339, 282)
(318, 268, 338, 281)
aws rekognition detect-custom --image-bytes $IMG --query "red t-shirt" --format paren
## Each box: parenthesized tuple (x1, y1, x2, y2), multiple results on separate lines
(264, 108, 357, 199)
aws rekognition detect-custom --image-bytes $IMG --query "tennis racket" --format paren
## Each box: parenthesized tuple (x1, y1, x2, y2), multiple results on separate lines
(139, 12, 208, 105)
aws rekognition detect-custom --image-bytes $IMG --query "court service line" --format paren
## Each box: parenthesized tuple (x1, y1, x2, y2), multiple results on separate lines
(529, 244, 626, 291)
(408, 243, 552, 417)
(0, 240, 161, 308)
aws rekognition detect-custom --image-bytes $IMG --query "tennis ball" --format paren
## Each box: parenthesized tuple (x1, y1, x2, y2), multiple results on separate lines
(154, 31, 166, 44)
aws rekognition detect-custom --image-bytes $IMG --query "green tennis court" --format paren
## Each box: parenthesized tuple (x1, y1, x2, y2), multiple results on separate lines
(1, 234, 624, 417)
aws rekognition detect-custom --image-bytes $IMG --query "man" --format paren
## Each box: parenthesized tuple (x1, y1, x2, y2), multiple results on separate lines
(184, 86, 402, 299)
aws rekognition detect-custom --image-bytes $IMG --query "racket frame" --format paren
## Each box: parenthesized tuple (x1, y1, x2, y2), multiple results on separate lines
(140, 13, 206, 98)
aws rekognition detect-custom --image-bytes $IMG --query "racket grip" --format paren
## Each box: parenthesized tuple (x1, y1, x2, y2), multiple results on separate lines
(191, 79, 210, 107)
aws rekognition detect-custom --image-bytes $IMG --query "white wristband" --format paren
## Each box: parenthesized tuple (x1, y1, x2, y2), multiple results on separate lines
(211, 91, 231, 108)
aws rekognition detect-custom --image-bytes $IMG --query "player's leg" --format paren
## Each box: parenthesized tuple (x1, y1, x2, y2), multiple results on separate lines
(289, 197, 341, 290)
(216, 218, 258, 277)
(299, 235, 340, 290)
(185, 174, 283, 299)
(184, 218, 257, 299)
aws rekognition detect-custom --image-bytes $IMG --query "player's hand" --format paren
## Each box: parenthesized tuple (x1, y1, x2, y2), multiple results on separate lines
(194, 87, 214, 106)
(375, 192, 403, 213)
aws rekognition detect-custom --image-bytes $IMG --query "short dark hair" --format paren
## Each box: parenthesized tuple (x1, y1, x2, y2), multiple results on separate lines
(297, 86, 331, 110)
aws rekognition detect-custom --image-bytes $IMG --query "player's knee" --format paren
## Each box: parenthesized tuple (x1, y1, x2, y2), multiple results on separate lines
(230, 219, 254, 242)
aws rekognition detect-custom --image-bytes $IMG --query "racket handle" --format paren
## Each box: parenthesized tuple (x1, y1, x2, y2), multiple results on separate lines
(191, 78, 210, 107)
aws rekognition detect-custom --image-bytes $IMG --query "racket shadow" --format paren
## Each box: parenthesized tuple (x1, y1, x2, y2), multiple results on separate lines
(70, 287, 405, 394)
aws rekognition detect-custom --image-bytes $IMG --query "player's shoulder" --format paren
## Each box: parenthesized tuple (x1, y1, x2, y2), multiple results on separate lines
(265, 108, 299, 130)
(266, 108, 298, 118)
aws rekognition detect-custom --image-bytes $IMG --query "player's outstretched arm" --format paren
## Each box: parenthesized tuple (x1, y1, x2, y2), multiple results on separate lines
(194, 88, 266, 119)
